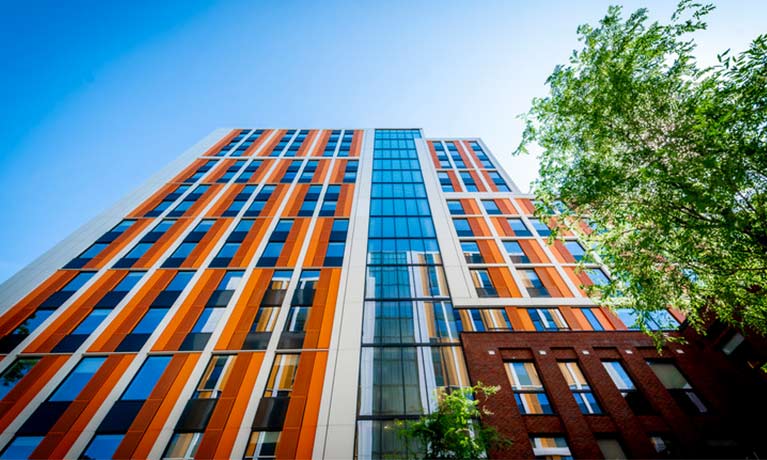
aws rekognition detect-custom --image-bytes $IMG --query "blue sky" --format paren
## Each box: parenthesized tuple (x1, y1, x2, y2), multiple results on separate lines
(1, 0, 765, 283)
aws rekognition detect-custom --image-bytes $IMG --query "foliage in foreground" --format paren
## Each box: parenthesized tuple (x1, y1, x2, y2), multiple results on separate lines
(516, 1, 767, 339)
(397, 383, 511, 460)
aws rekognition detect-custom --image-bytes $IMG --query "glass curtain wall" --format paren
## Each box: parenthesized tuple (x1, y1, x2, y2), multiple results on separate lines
(356, 130, 468, 460)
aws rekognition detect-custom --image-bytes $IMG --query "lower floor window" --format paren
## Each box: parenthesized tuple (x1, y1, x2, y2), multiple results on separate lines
(530, 436, 572, 460)
(163, 432, 202, 460)
(245, 431, 280, 460)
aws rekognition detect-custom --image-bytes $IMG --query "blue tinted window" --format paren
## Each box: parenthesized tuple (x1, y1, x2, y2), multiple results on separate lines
(124, 242, 153, 259)
(581, 309, 604, 331)
(586, 269, 610, 286)
(0, 436, 44, 460)
(121, 356, 172, 400)
(113, 272, 145, 292)
(193, 220, 215, 233)
(111, 220, 136, 234)
(233, 220, 254, 233)
(261, 243, 286, 264)
(216, 242, 240, 258)
(49, 357, 106, 402)
(482, 200, 502, 215)
(529, 218, 552, 237)
(62, 272, 95, 292)
(82, 434, 125, 460)
(564, 241, 586, 261)
(152, 220, 175, 233)
(79, 243, 108, 260)
(453, 219, 472, 237)
(132, 308, 169, 334)
(171, 242, 196, 259)
(72, 309, 110, 334)
(167, 272, 195, 291)
(14, 310, 54, 334)
(191, 307, 225, 333)
(447, 201, 464, 215)
(217, 271, 245, 291)
(0, 358, 39, 400)
(507, 219, 531, 237)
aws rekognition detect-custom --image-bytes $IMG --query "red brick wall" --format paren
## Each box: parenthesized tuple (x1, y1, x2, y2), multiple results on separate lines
(461, 330, 767, 459)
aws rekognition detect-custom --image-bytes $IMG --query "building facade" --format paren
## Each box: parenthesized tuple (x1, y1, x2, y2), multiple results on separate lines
(0, 128, 763, 460)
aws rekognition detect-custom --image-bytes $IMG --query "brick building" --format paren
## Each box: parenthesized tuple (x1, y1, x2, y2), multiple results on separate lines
(0, 128, 763, 459)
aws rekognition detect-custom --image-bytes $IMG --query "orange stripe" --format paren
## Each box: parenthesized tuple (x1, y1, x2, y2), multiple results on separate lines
(294, 351, 329, 459)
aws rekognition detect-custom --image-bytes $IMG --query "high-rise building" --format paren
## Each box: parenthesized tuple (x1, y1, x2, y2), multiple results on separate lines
(0, 128, 764, 460)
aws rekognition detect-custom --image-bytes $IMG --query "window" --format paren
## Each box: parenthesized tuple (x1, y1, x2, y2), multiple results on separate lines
(50, 357, 106, 402)
(117, 307, 168, 352)
(586, 268, 610, 286)
(615, 309, 678, 331)
(195, 355, 235, 399)
(505, 362, 553, 414)
(452, 218, 473, 237)
(482, 200, 502, 215)
(597, 439, 627, 460)
(264, 354, 300, 398)
(245, 431, 280, 460)
(180, 272, 242, 350)
(244, 271, 291, 350)
(280, 161, 301, 183)
(459, 171, 478, 192)
(162, 220, 214, 268)
(114, 242, 153, 268)
(324, 242, 345, 267)
(528, 308, 568, 331)
(558, 362, 601, 414)
(343, 161, 358, 183)
(647, 362, 707, 413)
(236, 161, 262, 183)
(581, 308, 605, 331)
(52, 308, 111, 352)
(460, 309, 512, 332)
(168, 185, 209, 217)
(164, 432, 202, 460)
(292, 270, 320, 306)
(530, 437, 572, 460)
(257, 242, 284, 268)
(65, 242, 109, 269)
(446, 200, 464, 215)
(210, 242, 241, 268)
(503, 241, 530, 263)
(329, 219, 348, 242)
(470, 269, 497, 297)
(720, 332, 745, 355)
(0, 436, 44, 460)
(41, 272, 95, 307)
(82, 433, 125, 459)
(438, 172, 455, 192)
(217, 160, 246, 183)
(564, 241, 586, 262)
(519, 269, 549, 297)
(529, 218, 552, 237)
(0, 272, 97, 353)
(602, 361, 654, 414)
(650, 435, 675, 457)
(246, 185, 276, 217)
(461, 241, 483, 264)
(0, 358, 39, 400)
(488, 171, 511, 192)
(121, 356, 172, 400)
(507, 218, 532, 237)
(322, 185, 341, 213)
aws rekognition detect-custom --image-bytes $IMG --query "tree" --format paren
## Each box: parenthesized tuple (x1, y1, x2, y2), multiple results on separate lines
(397, 383, 511, 460)
(516, 1, 767, 339)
